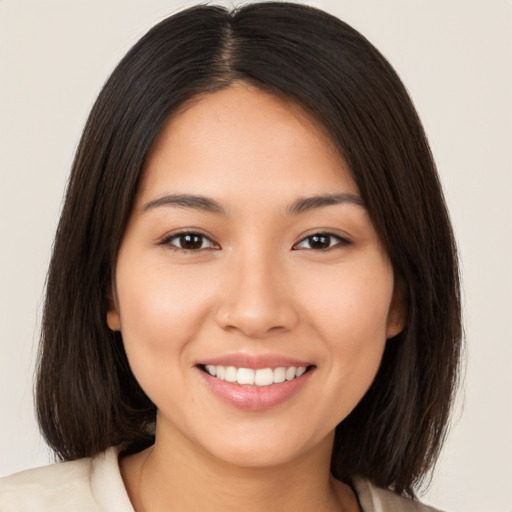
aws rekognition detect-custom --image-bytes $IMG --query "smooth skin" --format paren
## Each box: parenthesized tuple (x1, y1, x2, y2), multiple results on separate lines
(108, 83, 404, 512)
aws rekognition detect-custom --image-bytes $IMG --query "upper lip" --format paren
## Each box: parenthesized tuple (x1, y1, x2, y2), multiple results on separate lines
(197, 353, 314, 370)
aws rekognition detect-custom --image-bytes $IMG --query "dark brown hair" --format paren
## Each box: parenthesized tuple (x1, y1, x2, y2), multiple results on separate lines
(36, 2, 462, 498)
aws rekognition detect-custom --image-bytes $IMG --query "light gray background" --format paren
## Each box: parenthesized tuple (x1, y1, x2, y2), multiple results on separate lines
(1, 1, 511, 511)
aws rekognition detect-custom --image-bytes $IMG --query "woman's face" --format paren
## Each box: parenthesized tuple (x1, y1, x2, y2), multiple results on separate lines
(108, 83, 403, 468)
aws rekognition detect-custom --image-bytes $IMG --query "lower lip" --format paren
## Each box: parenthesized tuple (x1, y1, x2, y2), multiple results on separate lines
(197, 368, 313, 411)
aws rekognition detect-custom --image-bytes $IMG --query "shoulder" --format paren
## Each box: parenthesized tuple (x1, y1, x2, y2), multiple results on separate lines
(0, 447, 133, 512)
(0, 456, 98, 512)
(352, 477, 446, 512)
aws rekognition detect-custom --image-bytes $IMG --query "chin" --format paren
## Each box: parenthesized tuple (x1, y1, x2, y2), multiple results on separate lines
(192, 420, 334, 470)
(208, 440, 311, 469)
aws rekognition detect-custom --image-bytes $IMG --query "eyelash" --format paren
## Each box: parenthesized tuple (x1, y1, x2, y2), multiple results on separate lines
(158, 231, 219, 252)
(292, 233, 351, 251)
(158, 231, 351, 253)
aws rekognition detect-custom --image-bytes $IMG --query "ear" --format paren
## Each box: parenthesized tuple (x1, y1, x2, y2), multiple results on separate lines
(106, 289, 121, 331)
(386, 282, 406, 339)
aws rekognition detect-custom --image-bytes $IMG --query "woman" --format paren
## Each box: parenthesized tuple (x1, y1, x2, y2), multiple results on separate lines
(0, 3, 461, 511)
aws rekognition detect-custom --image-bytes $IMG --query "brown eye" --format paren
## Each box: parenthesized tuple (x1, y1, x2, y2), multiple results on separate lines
(161, 232, 218, 251)
(179, 234, 204, 250)
(307, 234, 331, 250)
(293, 233, 350, 251)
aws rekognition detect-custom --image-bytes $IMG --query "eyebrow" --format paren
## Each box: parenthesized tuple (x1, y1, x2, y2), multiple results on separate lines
(287, 193, 365, 215)
(142, 192, 365, 216)
(143, 194, 226, 214)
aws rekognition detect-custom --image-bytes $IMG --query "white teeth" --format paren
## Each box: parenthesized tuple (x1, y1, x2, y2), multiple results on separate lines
(205, 364, 309, 386)
(296, 366, 307, 377)
(225, 366, 237, 383)
(237, 368, 255, 385)
(205, 365, 216, 376)
(254, 368, 274, 386)
(216, 366, 225, 380)
(285, 366, 296, 381)
(273, 367, 286, 383)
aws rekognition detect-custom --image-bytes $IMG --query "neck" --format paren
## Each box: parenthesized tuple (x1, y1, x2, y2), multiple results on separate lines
(121, 419, 358, 512)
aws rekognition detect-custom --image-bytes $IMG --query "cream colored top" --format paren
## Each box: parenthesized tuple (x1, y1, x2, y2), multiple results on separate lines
(0, 447, 444, 512)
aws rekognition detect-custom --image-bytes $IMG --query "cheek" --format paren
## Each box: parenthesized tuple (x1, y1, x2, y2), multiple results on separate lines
(118, 258, 213, 326)
(298, 259, 395, 342)
(295, 259, 394, 414)
(114, 259, 217, 378)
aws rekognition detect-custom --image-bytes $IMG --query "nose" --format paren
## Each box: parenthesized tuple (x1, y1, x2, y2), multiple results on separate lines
(215, 249, 299, 339)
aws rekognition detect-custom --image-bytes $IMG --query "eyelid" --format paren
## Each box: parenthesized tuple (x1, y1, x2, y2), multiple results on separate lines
(292, 231, 352, 251)
(157, 229, 220, 251)
(156, 229, 351, 252)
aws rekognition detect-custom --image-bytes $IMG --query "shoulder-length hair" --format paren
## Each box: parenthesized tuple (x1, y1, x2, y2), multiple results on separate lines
(36, 2, 462, 497)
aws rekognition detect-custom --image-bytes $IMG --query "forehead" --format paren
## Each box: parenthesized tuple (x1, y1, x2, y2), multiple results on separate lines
(137, 83, 357, 205)
(154, 82, 341, 157)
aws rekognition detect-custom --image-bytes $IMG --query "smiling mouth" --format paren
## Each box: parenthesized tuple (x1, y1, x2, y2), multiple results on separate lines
(199, 364, 315, 387)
